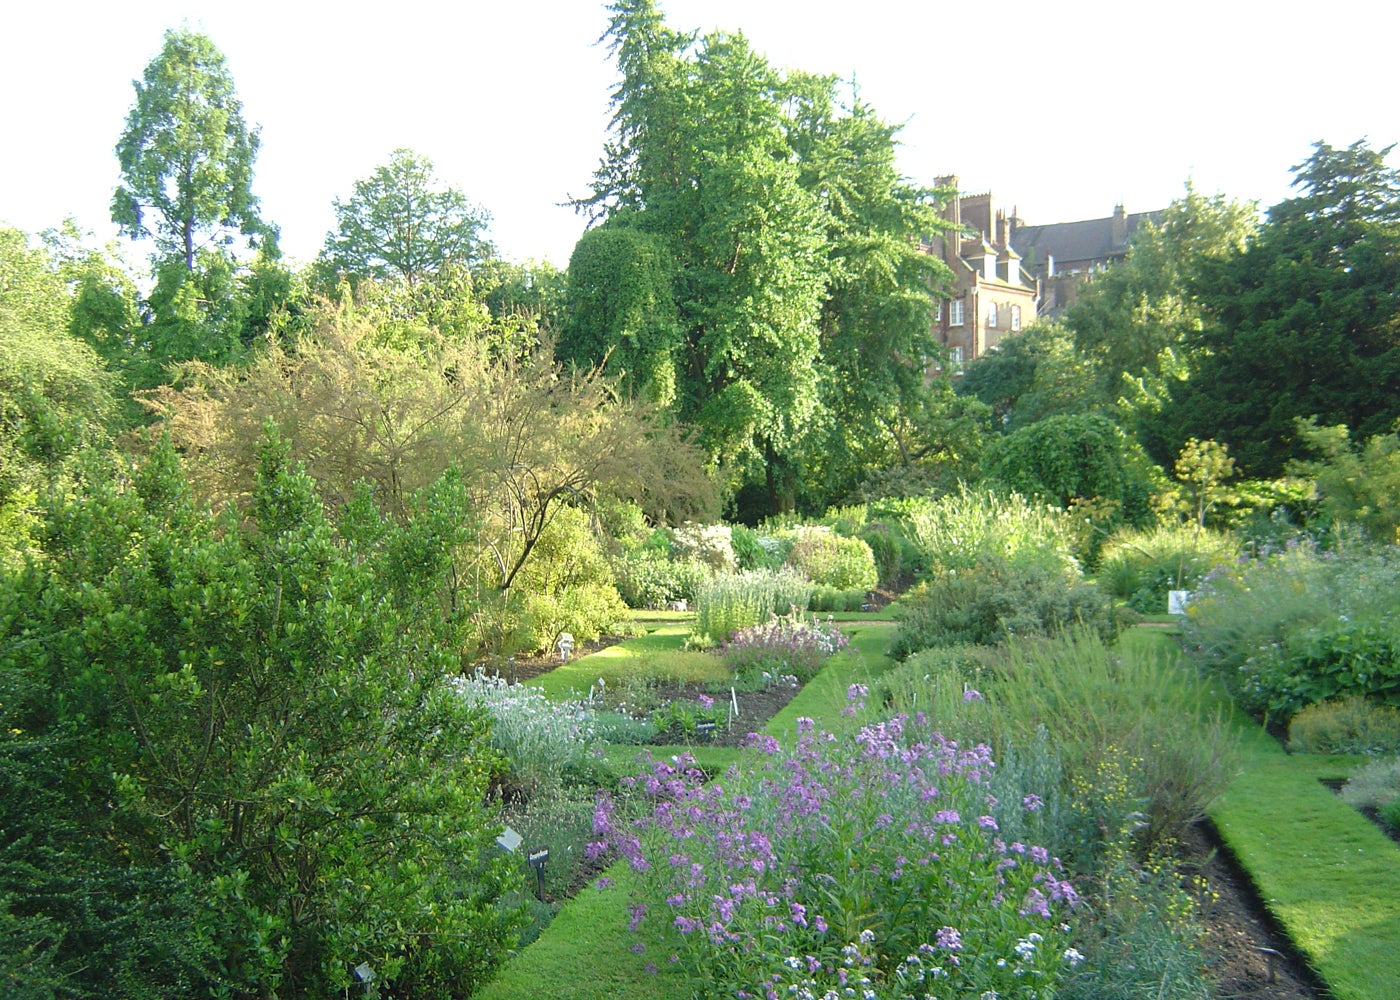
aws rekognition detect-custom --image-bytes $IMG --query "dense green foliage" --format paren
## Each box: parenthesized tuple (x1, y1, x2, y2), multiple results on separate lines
(1096, 523, 1237, 613)
(0, 435, 523, 997)
(1182, 545, 1400, 719)
(1167, 140, 1400, 475)
(1288, 697, 1400, 755)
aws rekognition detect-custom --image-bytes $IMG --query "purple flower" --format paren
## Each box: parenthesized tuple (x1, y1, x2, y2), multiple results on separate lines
(796, 716, 815, 733)
(697, 693, 714, 709)
(935, 925, 962, 951)
(978, 815, 999, 831)
(1022, 793, 1044, 811)
(814, 914, 829, 934)
(962, 688, 984, 702)
(594, 876, 614, 889)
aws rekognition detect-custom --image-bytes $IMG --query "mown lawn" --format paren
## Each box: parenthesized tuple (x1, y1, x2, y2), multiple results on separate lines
(1210, 716, 1400, 1000)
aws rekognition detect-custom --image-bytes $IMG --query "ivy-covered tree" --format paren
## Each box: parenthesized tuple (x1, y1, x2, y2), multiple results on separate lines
(1168, 140, 1400, 475)
(560, 225, 681, 407)
(318, 148, 493, 288)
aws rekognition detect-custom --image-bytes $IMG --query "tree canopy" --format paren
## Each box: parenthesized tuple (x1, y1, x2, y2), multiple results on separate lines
(318, 148, 493, 288)
(1167, 140, 1400, 475)
(112, 28, 272, 272)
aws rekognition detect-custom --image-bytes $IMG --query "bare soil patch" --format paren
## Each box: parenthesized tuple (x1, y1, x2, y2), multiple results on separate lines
(1185, 819, 1327, 999)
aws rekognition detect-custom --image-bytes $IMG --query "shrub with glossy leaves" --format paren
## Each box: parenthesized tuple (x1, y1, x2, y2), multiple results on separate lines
(0, 432, 523, 998)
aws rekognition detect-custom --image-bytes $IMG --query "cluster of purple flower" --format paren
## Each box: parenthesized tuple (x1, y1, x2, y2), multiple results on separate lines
(720, 612, 851, 684)
(589, 713, 1082, 996)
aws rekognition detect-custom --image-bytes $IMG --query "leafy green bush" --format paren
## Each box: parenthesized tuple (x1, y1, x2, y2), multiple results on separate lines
(809, 585, 866, 612)
(892, 562, 1117, 658)
(783, 525, 877, 591)
(0, 434, 522, 998)
(671, 521, 737, 573)
(610, 550, 709, 608)
(1182, 545, 1400, 719)
(984, 411, 1165, 533)
(859, 521, 902, 589)
(1097, 523, 1238, 614)
(690, 569, 813, 646)
(729, 523, 776, 570)
(509, 506, 628, 652)
(1288, 697, 1400, 755)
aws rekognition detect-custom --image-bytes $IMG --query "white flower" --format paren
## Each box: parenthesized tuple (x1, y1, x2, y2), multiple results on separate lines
(858, 928, 876, 945)
(1062, 947, 1085, 967)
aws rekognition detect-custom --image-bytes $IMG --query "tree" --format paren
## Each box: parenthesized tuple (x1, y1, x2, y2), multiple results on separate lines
(577, 1, 829, 508)
(1167, 140, 1400, 475)
(1173, 437, 1237, 528)
(1291, 417, 1400, 544)
(1067, 184, 1257, 407)
(136, 297, 717, 653)
(781, 73, 959, 507)
(318, 149, 492, 288)
(984, 411, 1165, 530)
(560, 225, 681, 407)
(112, 28, 272, 273)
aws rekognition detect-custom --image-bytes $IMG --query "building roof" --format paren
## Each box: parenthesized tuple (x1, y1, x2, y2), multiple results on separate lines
(1012, 209, 1163, 269)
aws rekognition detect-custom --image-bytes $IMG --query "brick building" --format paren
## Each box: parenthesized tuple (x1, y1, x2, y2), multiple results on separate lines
(925, 177, 1039, 369)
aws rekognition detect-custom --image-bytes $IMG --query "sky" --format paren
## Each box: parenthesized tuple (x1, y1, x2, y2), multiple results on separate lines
(3, 0, 1398, 269)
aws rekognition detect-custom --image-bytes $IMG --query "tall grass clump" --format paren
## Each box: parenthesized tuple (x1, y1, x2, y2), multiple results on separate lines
(1096, 523, 1238, 613)
(690, 569, 812, 645)
(882, 630, 1237, 859)
(900, 484, 1080, 578)
(1181, 544, 1400, 720)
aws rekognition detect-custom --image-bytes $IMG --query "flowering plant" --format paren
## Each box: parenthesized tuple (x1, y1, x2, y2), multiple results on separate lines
(721, 609, 850, 684)
(590, 713, 1081, 998)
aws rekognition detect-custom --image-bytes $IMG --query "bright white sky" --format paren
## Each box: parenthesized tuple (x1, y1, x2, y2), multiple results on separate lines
(3, 0, 1397, 269)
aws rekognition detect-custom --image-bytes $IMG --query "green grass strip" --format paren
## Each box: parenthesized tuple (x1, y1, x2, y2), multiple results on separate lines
(475, 864, 688, 1000)
(1210, 715, 1400, 1000)
(531, 625, 729, 698)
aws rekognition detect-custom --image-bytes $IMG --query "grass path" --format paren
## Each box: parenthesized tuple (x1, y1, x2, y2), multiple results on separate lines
(477, 619, 897, 1000)
(1209, 717, 1400, 1000)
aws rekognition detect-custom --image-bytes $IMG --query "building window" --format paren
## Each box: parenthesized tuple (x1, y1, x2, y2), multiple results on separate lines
(949, 345, 964, 374)
(949, 298, 965, 326)
(1010, 305, 1022, 332)
(987, 303, 998, 328)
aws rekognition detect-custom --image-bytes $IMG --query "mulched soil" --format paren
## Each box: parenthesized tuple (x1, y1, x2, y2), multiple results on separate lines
(1184, 819, 1327, 999)
(643, 679, 802, 748)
